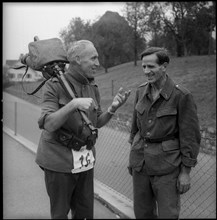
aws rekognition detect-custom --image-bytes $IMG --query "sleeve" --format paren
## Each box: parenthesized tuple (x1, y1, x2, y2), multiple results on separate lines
(94, 85, 103, 118)
(178, 92, 201, 167)
(128, 89, 139, 144)
(38, 81, 60, 129)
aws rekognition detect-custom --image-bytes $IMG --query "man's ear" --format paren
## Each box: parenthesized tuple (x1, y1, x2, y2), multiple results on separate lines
(162, 62, 168, 71)
(75, 56, 81, 65)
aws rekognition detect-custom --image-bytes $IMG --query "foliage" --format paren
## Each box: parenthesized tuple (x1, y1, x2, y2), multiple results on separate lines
(59, 17, 93, 51)
(149, 2, 216, 56)
(59, 11, 141, 73)
(59, 2, 216, 72)
(91, 11, 137, 72)
(123, 2, 216, 57)
(123, 2, 149, 65)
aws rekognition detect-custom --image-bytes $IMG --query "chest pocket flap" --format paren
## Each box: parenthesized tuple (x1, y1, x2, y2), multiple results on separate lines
(157, 107, 177, 117)
(136, 99, 148, 115)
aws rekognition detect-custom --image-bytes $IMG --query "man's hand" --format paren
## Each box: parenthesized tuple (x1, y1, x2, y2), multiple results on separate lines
(71, 98, 96, 112)
(177, 166, 191, 194)
(110, 87, 131, 112)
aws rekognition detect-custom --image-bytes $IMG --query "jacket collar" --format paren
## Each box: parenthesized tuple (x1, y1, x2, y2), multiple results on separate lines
(160, 75, 175, 100)
(65, 63, 95, 85)
(143, 74, 175, 100)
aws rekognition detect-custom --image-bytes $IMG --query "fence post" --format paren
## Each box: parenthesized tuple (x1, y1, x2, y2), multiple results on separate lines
(14, 102, 17, 135)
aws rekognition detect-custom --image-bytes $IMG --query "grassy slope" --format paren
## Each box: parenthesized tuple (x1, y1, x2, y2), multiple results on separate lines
(5, 55, 216, 128)
(95, 55, 216, 128)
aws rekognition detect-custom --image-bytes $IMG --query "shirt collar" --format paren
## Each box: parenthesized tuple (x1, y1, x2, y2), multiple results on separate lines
(143, 75, 175, 100)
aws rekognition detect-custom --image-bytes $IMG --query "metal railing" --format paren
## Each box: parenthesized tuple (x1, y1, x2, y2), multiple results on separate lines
(3, 94, 216, 219)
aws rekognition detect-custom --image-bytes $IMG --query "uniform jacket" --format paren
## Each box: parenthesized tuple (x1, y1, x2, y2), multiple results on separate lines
(128, 75, 201, 175)
(35, 64, 102, 172)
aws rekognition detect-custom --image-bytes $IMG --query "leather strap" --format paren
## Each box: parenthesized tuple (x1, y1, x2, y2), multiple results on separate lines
(20, 65, 48, 97)
(143, 132, 179, 143)
(55, 65, 98, 137)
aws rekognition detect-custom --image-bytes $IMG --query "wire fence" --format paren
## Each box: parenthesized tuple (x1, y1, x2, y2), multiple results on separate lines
(3, 92, 216, 219)
(94, 119, 216, 219)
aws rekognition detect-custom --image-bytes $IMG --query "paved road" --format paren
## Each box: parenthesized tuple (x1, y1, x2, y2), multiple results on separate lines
(3, 132, 118, 219)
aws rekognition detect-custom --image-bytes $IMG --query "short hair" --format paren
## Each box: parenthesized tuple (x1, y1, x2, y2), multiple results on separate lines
(67, 40, 94, 62)
(140, 47, 170, 65)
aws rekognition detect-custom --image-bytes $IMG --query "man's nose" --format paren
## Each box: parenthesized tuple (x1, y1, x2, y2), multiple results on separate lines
(143, 67, 150, 74)
(95, 59, 100, 67)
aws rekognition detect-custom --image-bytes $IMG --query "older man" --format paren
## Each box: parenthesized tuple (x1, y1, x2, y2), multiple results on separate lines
(128, 47, 201, 219)
(35, 40, 130, 219)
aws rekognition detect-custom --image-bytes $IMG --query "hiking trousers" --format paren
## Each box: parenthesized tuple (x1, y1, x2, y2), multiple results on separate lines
(132, 167, 180, 219)
(44, 168, 94, 219)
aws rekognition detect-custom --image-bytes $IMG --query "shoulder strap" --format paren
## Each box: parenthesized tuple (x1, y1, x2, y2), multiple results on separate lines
(57, 73, 76, 99)
(21, 66, 49, 97)
(59, 74, 78, 99)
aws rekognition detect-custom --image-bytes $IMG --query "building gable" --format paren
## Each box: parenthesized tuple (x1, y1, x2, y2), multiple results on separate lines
(6, 59, 43, 82)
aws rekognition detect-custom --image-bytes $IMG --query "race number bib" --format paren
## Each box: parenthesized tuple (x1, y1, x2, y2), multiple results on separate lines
(71, 146, 95, 174)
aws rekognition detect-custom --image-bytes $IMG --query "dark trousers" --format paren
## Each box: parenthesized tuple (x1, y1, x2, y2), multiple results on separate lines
(132, 167, 180, 219)
(44, 168, 94, 219)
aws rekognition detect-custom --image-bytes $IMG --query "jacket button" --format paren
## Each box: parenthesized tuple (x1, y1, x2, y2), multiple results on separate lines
(144, 144, 148, 148)
(148, 119, 152, 123)
(146, 132, 150, 136)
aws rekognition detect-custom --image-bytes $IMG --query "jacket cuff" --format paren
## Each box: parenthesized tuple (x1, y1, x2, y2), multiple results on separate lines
(181, 156, 197, 167)
(38, 113, 48, 129)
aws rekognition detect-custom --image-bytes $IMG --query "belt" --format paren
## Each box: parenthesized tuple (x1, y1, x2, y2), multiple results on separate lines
(142, 133, 179, 143)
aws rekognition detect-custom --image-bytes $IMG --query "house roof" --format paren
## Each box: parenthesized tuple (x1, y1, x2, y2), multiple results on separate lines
(6, 59, 26, 69)
(6, 60, 18, 66)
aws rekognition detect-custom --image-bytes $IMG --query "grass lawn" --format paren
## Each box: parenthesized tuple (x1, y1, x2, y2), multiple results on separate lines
(95, 55, 216, 129)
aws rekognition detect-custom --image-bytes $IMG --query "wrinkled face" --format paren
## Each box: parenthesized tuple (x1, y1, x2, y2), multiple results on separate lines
(77, 44, 100, 78)
(142, 53, 167, 84)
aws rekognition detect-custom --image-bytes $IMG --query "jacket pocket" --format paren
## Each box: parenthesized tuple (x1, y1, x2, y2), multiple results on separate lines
(156, 107, 177, 117)
(143, 139, 181, 175)
(57, 128, 74, 146)
(131, 132, 143, 150)
(57, 128, 86, 151)
(128, 149, 144, 172)
(162, 139, 181, 166)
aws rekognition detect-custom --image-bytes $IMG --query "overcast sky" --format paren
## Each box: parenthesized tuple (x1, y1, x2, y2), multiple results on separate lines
(3, 2, 125, 64)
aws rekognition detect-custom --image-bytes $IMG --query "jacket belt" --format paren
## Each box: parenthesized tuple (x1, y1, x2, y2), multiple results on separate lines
(143, 133, 179, 143)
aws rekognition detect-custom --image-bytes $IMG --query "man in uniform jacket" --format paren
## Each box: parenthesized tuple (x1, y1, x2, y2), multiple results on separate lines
(35, 40, 130, 219)
(128, 47, 201, 219)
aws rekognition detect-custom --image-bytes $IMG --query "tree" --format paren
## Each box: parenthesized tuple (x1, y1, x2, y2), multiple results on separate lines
(92, 11, 135, 73)
(123, 2, 149, 66)
(59, 17, 92, 51)
(59, 12, 137, 73)
(156, 1, 215, 56)
(146, 4, 164, 47)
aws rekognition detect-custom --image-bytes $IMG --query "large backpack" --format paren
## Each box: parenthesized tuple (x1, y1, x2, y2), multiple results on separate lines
(16, 37, 69, 95)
